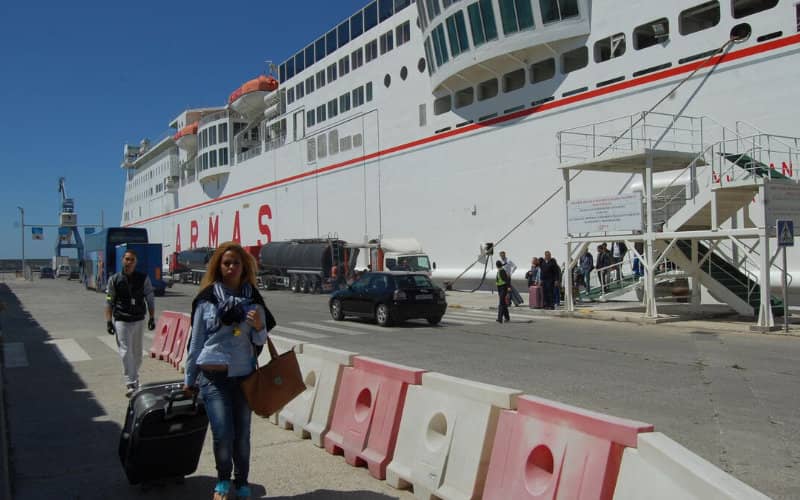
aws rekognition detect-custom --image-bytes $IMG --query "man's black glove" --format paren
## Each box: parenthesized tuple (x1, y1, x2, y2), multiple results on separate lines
(106, 320, 116, 336)
(147, 317, 156, 331)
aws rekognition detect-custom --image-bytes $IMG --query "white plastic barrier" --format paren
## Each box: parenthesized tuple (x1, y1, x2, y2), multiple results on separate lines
(386, 372, 521, 500)
(613, 432, 771, 500)
(277, 343, 356, 446)
(258, 335, 305, 425)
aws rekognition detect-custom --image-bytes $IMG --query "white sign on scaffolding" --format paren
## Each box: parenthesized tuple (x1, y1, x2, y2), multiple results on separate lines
(765, 182, 800, 229)
(567, 193, 643, 234)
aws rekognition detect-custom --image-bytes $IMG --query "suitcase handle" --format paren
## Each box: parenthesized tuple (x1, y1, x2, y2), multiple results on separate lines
(165, 389, 200, 418)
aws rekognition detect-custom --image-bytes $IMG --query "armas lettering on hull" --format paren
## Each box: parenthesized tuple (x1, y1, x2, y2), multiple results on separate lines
(174, 203, 272, 252)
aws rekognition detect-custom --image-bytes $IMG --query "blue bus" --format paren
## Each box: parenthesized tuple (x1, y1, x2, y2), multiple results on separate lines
(83, 227, 148, 292)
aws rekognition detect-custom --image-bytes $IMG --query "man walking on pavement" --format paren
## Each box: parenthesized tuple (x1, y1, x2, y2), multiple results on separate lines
(105, 249, 156, 397)
(539, 250, 561, 310)
(495, 260, 511, 323)
(499, 250, 524, 306)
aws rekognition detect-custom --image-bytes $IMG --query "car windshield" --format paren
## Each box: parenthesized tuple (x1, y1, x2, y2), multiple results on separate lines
(394, 274, 433, 288)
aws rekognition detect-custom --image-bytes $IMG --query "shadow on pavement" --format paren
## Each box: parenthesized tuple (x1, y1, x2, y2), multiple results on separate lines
(270, 490, 403, 499)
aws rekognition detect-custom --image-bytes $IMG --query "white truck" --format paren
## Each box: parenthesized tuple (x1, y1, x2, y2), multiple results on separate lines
(362, 238, 432, 275)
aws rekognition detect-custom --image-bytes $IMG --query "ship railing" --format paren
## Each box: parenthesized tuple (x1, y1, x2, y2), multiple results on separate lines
(199, 110, 231, 126)
(237, 144, 263, 163)
(557, 111, 704, 164)
(264, 134, 287, 152)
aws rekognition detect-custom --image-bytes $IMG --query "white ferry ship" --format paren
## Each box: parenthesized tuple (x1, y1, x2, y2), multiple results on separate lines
(120, 0, 800, 304)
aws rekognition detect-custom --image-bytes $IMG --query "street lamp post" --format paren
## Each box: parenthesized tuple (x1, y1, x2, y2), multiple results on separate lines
(17, 206, 25, 278)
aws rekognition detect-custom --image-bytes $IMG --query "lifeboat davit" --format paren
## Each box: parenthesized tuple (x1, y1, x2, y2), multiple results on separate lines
(228, 75, 279, 119)
(173, 121, 198, 151)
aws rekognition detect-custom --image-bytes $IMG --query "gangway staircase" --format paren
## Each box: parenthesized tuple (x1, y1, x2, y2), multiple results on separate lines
(558, 111, 800, 327)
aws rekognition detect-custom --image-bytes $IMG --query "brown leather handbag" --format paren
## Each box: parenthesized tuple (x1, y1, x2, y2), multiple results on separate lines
(240, 338, 305, 418)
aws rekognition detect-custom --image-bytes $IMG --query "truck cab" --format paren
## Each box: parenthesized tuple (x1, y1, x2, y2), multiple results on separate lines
(365, 238, 432, 276)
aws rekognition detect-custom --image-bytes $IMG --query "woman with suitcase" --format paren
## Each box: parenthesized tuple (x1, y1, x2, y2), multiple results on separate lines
(183, 242, 269, 500)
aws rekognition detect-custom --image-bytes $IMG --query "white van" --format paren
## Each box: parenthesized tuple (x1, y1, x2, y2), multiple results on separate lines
(56, 264, 71, 278)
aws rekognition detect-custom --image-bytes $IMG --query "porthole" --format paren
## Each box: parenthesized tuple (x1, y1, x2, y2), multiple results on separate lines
(384, 74, 391, 87)
(730, 23, 751, 42)
(418, 57, 426, 73)
(400, 66, 408, 80)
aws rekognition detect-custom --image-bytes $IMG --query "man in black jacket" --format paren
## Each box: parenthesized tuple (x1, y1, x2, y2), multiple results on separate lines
(539, 250, 561, 310)
(105, 249, 156, 397)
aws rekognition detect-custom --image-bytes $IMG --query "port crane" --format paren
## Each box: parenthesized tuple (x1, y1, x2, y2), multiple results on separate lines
(55, 177, 84, 260)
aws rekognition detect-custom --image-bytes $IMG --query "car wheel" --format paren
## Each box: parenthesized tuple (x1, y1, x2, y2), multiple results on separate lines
(375, 304, 391, 327)
(330, 299, 344, 321)
(427, 316, 442, 325)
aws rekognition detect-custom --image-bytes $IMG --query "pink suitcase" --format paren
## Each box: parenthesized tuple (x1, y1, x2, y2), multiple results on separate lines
(529, 285, 543, 309)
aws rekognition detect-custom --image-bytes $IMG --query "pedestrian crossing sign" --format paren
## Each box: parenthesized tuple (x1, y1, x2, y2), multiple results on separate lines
(777, 219, 794, 247)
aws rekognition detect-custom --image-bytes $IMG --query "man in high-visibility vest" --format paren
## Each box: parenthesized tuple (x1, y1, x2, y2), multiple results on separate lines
(496, 260, 511, 323)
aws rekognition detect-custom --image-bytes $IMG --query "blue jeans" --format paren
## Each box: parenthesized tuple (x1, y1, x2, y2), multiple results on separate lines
(199, 371, 252, 487)
(581, 269, 591, 293)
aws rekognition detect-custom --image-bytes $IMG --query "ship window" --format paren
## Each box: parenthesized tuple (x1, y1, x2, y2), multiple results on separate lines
(424, 38, 436, 73)
(315, 37, 325, 61)
(352, 47, 365, 69)
(426, 0, 442, 19)
(680, 1, 720, 35)
(434, 95, 452, 115)
(419, 103, 427, 126)
(468, 0, 499, 47)
(210, 150, 218, 168)
(503, 68, 526, 92)
(306, 76, 315, 95)
(219, 123, 228, 143)
(296, 82, 305, 99)
(280, 63, 286, 82)
(594, 33, 626, 63)
(397, 21, 411, 46)
(380, 30, 394, 54)
(562, 46, 588, 73)
(366, 82, 374, 101)
(316, 70, 326, 89)
(384, 74, 392, 87)
(327, 63, 338, 83)
(395, 0, 412, 12)
(366, 39, 379, 62)
(329, 130, 339, 154)
(417, 0, 429, 30)
(307, 139, 316, 161)
(477, 77, 498, 100)
(400, 66, 408, 80)
(379, 0, 394, 21)
(418, 57, 427, 73)
(295, 52, 305, 74)
(732, 0, 778, 18)
(326, 30, 337, 56)
(351, 11, 364, 39)
(338, 21, 350, 48)
(201, 129, 208, 148)
(499, 0, 535, 35)
(340, 92, 352, 112)
(328, 99, 338, 118)
(341, 135, 352, 151)
(305, 45, 315, 67)
(219, 148, 229, 166)
(317, 136, 327, 158)
(446, 11, 470, 57)
(316, 104, 326, 123)
(443, 0, 462, 6)
(432, 24, 450, 65)
(634, 18, 670, 49)
(540, 0, 579, 24)
(306, 110, 316, 127)
(796, 4, 800, 31)
(339, 56, 350, 76)
(287, 88, 295, 105)
(353, 133, 363, 148)
(353, 86, 366, 106)
(209, 125, 217, 145)
(455, 87, 474, 108)
(364, 2, 379, 31)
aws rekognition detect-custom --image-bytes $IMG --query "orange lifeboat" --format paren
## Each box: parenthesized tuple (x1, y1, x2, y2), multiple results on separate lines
(173, 121, 198, 151)
(228, 75, 279, 118)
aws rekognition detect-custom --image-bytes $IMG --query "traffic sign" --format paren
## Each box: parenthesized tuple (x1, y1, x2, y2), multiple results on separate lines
(777, 219, 794, 247)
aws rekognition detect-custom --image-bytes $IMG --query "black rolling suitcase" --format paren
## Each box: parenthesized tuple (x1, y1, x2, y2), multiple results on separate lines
(118, 381, 208, 485)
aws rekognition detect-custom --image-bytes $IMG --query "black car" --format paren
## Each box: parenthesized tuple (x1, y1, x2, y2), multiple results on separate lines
(329, 272, 447, 326)
(39, 267, 55, 279)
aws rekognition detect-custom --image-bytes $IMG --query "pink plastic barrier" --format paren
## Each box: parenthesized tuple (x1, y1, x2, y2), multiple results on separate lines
(154, 311, 183, 360)
(323, 356, 424, 479)
(167, 313, 191, 368)
(483, 395, 654, 500)
(149, 312, 180, 359)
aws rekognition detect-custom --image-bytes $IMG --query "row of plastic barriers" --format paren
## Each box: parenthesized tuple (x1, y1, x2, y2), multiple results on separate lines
(150, 311, 769, 499)
(148, 311, 191, 370)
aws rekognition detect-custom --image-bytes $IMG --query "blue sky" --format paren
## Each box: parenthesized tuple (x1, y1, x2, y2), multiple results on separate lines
(0, 0, 369, 259)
